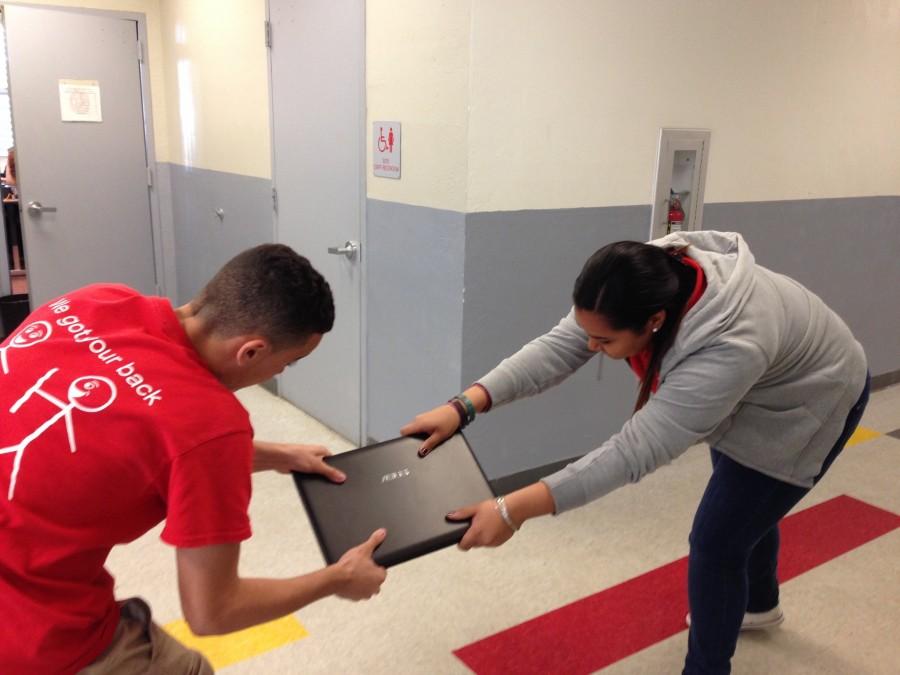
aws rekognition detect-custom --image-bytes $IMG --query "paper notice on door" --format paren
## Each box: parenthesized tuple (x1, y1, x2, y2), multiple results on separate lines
(59, 79, 102, 122)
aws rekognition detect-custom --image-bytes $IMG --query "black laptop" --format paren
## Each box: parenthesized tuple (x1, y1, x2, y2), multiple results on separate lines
(293, 433, 494, 567)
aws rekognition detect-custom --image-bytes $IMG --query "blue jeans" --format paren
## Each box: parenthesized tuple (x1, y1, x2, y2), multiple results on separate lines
(683, 374, 870, 675)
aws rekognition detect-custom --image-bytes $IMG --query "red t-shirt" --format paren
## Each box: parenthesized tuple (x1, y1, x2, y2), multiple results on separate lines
(627, 254, 707, 391)
(0, 285, 254, 675)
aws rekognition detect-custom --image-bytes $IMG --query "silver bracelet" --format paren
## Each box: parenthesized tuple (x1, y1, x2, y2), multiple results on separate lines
(495, 495, 519, 532)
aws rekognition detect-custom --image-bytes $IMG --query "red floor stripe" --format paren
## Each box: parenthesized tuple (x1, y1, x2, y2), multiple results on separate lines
(454, 495, 900, 675)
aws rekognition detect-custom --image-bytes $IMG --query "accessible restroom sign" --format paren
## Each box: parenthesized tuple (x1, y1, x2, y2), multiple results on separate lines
(373, 121, 401, 178)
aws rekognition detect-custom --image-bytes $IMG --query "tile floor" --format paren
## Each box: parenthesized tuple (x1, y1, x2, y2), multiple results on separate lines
(106, 383, 900, 674)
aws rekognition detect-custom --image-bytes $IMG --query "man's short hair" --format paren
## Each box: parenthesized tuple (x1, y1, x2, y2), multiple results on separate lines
(193, 244, 334, 348)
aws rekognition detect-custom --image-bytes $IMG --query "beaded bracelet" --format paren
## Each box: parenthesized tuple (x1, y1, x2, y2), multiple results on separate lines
(447, 398, 468, 428)
(456, 393, 477, 424)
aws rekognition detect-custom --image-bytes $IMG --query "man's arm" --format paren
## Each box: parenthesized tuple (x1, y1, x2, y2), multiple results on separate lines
(176, 530, 386, 636)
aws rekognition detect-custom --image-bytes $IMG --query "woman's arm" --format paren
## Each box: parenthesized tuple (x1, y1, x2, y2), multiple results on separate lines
(401, 308, 595, 453)
(449, 342, 770, 549)
(545, 341, 769, 513)
(447, 481, 557, 549)
(477, 308, 596, 408)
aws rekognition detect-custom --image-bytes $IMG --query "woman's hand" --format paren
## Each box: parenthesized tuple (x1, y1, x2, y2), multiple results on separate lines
(400, 404, 461, 457)
(446, 499, 517, 550)
(447, 483, 557, 550)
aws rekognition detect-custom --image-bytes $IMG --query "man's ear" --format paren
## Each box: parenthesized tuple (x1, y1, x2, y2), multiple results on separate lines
(235, 338, 270, 366)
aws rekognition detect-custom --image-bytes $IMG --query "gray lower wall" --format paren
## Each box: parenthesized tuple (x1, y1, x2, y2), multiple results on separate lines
(703, 196, 900, 377)
(160, 177, 898, 482)
(461, 207, 650, 479)
(0, 204, 10, 297)
(164, 162, 275, 304)
(366, 199, 466, 442)
(454, 196, 900, 480)
(153, 163, 177, 300)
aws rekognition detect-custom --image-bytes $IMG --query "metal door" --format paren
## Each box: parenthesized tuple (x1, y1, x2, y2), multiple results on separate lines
(3, 5, 156, 307)
(268, 0, 365, 442)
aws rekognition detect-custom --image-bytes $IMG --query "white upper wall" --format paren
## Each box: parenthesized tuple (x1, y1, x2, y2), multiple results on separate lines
(368, 0, 900, 212)
(4, 0, 272, 178)
(159, 0, 270, 178)
(18, 2, 899, 194)
(366, 0, 471, 213)
(5, 0, 170, 162)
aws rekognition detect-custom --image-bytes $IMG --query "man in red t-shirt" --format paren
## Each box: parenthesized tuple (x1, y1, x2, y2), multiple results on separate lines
(0, 244, 387, 674)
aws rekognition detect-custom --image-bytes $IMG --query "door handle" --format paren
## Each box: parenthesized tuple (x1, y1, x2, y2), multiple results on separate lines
(27, 200, 58, 215)
(327, 240, 359, 260)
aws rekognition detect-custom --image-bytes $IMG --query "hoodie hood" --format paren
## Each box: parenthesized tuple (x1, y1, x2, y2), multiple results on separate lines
(649, 231, 758, 377)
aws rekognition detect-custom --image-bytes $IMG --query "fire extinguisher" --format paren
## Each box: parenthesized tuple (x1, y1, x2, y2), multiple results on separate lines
(667, 191, 685, 233)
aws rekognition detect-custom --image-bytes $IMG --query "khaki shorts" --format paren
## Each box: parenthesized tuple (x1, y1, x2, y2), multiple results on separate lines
(79, 598, 213, 675)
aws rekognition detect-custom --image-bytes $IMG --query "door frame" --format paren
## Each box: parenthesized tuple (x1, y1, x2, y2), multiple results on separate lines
(2, 2, 172, 298)
(264, 0, 369, 444)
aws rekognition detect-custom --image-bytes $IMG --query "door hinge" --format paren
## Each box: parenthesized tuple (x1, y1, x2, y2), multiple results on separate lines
(146, 167, 153, 187)
(272, 187, 278, 212)
(137, 39, 144, 63)
(265, 20, 272, 49)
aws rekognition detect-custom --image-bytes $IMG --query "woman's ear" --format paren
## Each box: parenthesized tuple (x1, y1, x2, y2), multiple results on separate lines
(648, 310, 667, 334)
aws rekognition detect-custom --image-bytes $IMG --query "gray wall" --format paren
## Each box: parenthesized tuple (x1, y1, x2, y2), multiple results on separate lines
(461, 207, 649, 478)
(163, 180, 898, 481)
(165, 162, 275, 304)
(365, 199, 466, 442)
(0, 206, 10, 298)
(364, 195, 899, 481)
(704, 196, 900, 377)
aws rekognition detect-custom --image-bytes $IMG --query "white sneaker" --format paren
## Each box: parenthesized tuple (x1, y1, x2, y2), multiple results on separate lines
(685, 606, 784, 631)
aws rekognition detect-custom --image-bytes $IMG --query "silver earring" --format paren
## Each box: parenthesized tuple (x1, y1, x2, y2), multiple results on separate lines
(652, 326, 660, 333)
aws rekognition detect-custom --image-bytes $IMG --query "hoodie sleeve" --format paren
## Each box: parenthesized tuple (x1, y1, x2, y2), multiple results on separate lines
(543, 340, 769, 513)
(477, 308, 597, 407)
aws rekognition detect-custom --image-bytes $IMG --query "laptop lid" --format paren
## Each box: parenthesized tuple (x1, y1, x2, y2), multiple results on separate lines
(293, 433, 494, 567)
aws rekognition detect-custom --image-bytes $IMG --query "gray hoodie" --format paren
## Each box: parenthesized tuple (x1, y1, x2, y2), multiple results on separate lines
(477, 231, 867, 513)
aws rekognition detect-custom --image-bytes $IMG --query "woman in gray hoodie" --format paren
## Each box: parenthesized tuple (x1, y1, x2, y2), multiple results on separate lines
(402, 230, 869, 675)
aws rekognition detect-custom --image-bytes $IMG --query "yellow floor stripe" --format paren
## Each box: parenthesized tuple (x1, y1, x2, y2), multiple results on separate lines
(846, 426, 882, 447)
(164, 615, 308, 670)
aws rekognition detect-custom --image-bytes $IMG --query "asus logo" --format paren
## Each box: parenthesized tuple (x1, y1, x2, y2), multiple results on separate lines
(381, 468, 411, 483)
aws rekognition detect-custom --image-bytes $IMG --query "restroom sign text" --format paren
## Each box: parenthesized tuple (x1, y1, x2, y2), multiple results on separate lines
(373, 121, 401, 179)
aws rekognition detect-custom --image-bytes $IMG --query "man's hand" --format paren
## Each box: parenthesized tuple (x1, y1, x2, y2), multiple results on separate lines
(281, 444, 346, 482)
(253, 440, 345, 482)
(447, 499, 517, 550)
(331, 529, 388, 601)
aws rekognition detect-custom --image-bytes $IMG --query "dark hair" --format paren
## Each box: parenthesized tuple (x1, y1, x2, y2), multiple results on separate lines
(193, 244, 334, 348)
(572, 241, 696, 412)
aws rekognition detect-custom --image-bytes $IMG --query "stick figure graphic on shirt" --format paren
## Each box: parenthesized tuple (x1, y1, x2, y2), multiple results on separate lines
(0, 368, 117, 501)
(0, 320, 53, 375)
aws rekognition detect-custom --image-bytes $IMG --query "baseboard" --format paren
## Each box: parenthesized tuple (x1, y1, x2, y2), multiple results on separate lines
(489, 455, 581, 496)
(489, 369, 900, 493)
(376, 369, 900, 496)
(872, 369, 900, 390)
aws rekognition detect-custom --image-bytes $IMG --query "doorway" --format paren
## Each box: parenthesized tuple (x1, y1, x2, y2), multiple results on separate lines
(267, 0, 366, 443)
(0, 19, 24, 332)
(0, 4, 161, 337)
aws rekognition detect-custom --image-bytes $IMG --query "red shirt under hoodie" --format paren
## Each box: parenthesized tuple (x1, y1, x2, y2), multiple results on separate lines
(627, 254, 707, 391)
